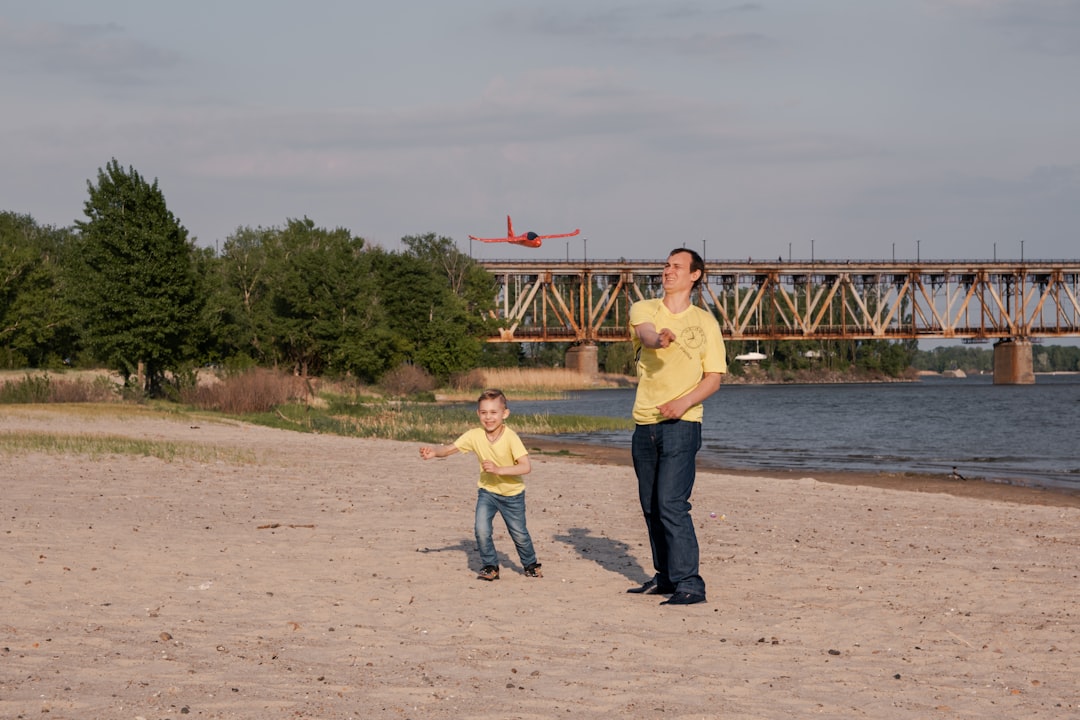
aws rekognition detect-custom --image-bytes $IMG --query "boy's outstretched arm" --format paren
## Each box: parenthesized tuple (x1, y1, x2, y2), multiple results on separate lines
(419, 444, 460, 460)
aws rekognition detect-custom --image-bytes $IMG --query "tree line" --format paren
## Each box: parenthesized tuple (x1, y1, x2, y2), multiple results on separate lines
(2, 159, 502, 394)
(4, 159, 1077, 395)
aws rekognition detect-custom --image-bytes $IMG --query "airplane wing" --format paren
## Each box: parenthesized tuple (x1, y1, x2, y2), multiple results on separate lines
(532, 229, 581, 240)
(468, 235, 513, 243)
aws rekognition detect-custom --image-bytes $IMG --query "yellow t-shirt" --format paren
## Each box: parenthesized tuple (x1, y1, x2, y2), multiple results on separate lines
(630, 298, 727, 425)
(453, 426, 529, 497)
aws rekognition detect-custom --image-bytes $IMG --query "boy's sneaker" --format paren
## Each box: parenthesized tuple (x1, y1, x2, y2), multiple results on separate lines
(477, 566, 499, 581)
(524, 563, 543, 578)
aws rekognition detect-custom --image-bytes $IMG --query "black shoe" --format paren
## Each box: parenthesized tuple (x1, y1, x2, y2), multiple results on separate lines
(660, 592, 707, 606)
(627, 579, 676, 595)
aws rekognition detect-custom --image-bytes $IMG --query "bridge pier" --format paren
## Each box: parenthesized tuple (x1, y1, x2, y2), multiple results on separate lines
(565, 343, 598, 376)
(993, 339, 1035, 385)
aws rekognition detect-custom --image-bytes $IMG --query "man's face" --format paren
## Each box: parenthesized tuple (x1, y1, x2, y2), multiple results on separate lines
(663, 251, 700, 293)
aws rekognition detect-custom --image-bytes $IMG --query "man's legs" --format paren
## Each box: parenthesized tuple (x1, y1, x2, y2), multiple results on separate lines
(634, 421, 704, 596)
(632, 423, 671, 587)
(654, 420, 704, 596)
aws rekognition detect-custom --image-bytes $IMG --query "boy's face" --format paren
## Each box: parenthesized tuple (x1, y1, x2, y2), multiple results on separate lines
(477, 398, 510, 432)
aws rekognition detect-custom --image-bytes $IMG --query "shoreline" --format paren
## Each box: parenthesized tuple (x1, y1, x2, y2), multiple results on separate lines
(522, 434, 1080, 509)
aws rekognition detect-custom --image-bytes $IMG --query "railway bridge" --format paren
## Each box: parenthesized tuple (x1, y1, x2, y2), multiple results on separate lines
(478, 258, 1080, 385)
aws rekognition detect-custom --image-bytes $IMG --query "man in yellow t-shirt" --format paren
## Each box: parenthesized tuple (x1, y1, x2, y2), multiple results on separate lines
(627, 248, 726, 606)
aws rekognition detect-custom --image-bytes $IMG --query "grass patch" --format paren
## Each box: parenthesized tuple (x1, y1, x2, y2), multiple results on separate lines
(0, 430, 256, 464)
(241, 399, 632, 444)
(2, 368, 633, 448)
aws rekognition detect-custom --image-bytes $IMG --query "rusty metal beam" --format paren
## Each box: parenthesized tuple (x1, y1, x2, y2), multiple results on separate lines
(479, 259, 1080, 343)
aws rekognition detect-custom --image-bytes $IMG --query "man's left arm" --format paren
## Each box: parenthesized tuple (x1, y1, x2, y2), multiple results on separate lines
(656, 372, 722, 420)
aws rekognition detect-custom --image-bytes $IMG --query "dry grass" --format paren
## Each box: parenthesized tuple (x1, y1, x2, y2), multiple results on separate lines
(0, 371, 119, 403)
(446, 367, 632, 399)
(180, 368, 312, 414)
(0, 429, 255, 464)
(266, 400, 632, 443)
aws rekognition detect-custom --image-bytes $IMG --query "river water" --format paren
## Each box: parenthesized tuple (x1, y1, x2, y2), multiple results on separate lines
(509, 374, 1080, 492)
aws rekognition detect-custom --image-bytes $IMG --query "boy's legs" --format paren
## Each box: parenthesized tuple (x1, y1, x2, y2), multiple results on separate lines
(474, 489, 500, 569)
(493, 491, 538, 568)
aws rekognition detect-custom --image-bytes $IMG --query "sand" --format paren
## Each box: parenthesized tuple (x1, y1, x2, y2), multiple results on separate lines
(2, 405, 1078, 719)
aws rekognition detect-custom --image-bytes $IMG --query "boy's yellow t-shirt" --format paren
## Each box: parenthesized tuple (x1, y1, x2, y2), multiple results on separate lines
(453, 426, 529, 497)
(630, 298, 727, 425)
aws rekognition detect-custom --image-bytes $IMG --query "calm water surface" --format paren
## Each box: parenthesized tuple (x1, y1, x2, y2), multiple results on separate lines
(510, 375, 1080, 492)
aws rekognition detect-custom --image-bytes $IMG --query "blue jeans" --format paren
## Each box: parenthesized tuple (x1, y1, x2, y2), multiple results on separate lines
(474, 488, 537, 569)
(631, 420, 705, 596)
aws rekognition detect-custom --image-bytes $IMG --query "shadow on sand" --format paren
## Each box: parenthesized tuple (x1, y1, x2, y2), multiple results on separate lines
(553, 526, 649, 585)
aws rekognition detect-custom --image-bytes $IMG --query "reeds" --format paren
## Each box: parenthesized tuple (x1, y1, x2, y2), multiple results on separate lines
(179, 367, 311, 414)
(0, 372, 117, 403)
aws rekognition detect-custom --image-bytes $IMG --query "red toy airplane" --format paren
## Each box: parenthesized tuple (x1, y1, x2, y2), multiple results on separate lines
(468, 215, 580, 248)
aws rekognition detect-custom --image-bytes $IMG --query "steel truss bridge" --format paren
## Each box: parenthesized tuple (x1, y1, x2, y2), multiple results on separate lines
(478, 259, 1080, 345)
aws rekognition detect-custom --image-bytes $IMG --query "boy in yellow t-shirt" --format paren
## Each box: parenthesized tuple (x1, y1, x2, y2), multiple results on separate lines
(420, 389, 541, 581)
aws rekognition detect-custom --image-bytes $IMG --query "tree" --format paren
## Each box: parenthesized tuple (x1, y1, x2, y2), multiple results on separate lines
(397, 233, 497, 379)
(0, 212, 79, 368)
(368, 248, 477, 381)
(72, 159, 202, 395)
(400, 233, 499, 331)
(255, 218, 374, 377)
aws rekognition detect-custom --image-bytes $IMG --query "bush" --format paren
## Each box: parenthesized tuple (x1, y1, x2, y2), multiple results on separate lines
(449, 368, 486, 391)
(0, 373, 51, 403)
(49, 375, 118, 402)
(0, 372, 118, 403)
(180, 368, 309, 414)
(380, 363, 436, 397)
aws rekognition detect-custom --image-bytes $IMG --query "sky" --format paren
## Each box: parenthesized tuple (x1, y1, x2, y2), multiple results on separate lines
(2, 0, 1079, 264)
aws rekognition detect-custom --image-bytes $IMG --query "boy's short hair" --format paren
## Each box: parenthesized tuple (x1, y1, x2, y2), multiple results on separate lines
(478, 388, 508, 407)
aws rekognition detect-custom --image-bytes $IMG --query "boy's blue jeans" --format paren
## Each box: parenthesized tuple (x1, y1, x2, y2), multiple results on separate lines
(474, 488, 537, 569)
(631, 419, 706, 596)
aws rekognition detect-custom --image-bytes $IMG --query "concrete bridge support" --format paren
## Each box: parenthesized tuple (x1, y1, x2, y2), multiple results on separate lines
(993, 339, 1035, 385)
(565, 343, 599, 376)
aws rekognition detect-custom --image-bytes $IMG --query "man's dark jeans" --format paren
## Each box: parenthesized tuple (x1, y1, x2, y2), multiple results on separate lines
(631, 419, 705, 596)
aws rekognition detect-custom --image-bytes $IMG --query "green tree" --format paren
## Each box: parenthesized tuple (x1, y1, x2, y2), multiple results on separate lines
(0, 212, 79, 368)
(400, 233, 499, 332)
(398, 233, 497, 379)
(370, 246, 481, 381)
(72, 159, 202, 395)
(600, 341, 635, 374)
(210, 225, 276, 366)
(256, 218, 373, 377)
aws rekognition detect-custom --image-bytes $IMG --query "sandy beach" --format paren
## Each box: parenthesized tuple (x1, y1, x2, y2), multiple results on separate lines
(2, 405, 1078, 719)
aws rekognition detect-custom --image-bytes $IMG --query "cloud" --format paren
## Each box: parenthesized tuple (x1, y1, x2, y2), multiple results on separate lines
(0, 16, 181, 85)
(491, 2, 770, 59)
(928, 0, 1080, 55)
